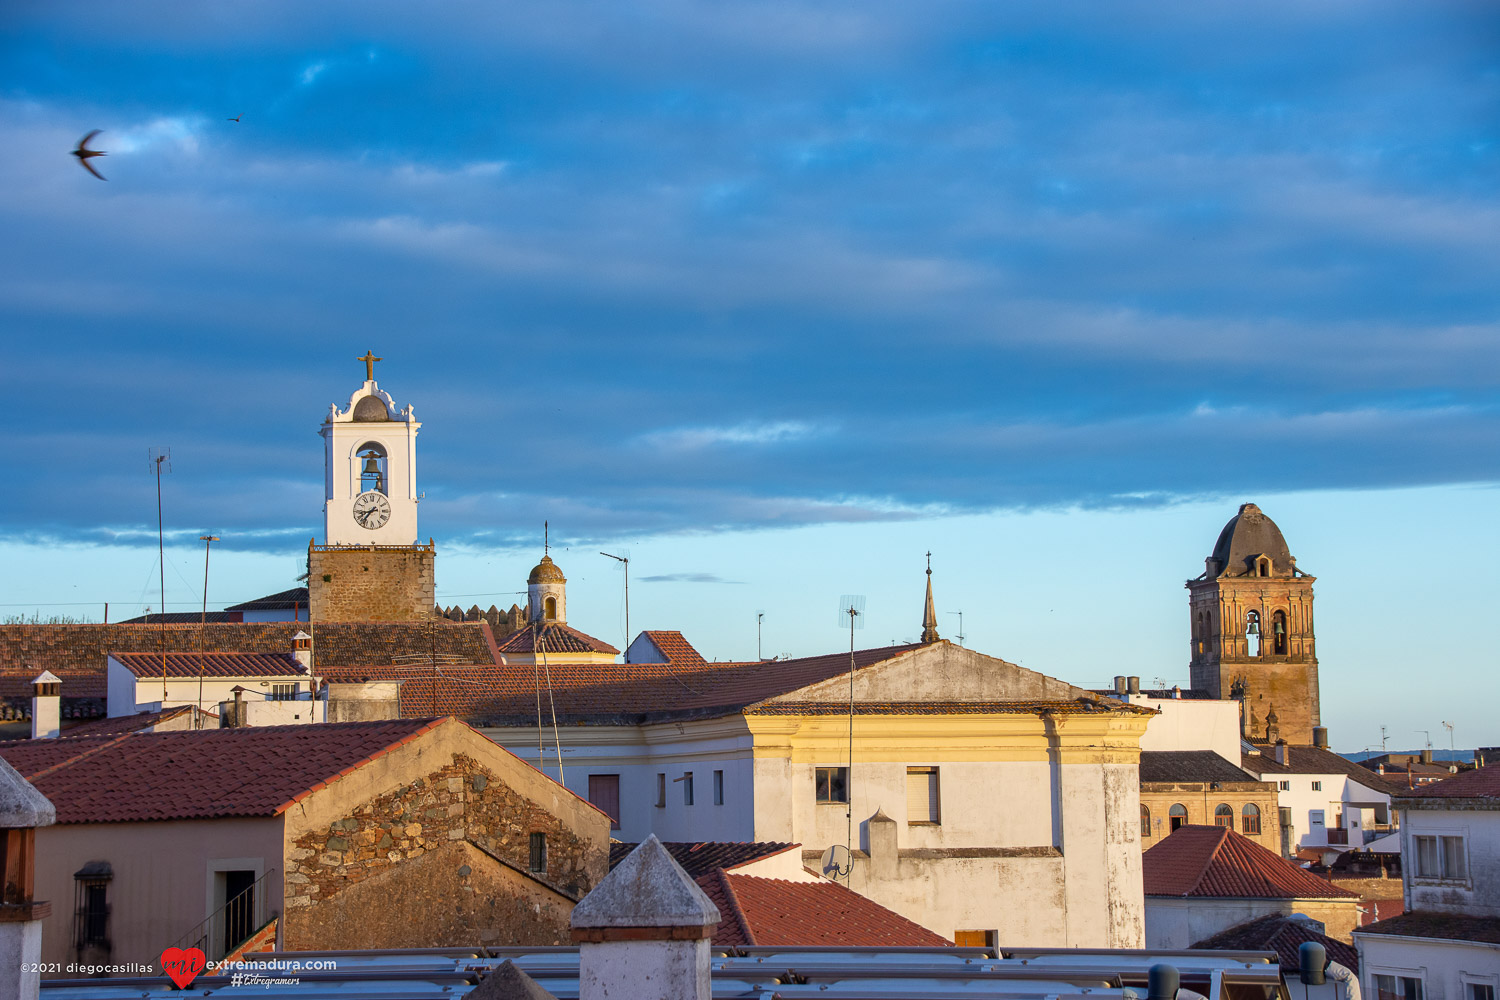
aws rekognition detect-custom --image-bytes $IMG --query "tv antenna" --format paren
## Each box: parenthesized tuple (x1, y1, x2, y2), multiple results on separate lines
(1380, 726, 1388, 753)
(835, 595, 865, 884)
(149, 448, 172, 702)
(1417, 730, 1431, 751)
(947, 610, 965, 646)
(1441, 721, 1455, 755)
(196, 534, 219, 729)
(600, 552, 629, 660)
(756, 611, 765, 661)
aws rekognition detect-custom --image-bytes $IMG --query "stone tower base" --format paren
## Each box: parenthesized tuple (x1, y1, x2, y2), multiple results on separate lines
(308, 541, 436, 622)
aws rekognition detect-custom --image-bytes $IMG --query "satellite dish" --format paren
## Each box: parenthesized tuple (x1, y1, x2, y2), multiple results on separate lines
(819, 844, 852, 880)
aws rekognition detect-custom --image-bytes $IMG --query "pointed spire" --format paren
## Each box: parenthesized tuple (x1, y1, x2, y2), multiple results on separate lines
(921, 551, 940, 644)
(544, 520, 549, 556)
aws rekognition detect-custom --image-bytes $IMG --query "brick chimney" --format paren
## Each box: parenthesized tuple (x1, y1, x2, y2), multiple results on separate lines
(570, 834, 720, 1000)
(291, 631, 313, 672)
(30, 672, 61, 740)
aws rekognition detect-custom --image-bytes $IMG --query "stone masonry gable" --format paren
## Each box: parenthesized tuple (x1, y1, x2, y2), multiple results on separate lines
(773, 641, 1087, 705)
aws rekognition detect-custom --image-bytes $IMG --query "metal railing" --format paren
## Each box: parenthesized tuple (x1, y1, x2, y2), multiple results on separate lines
(169, 869, 277, 963)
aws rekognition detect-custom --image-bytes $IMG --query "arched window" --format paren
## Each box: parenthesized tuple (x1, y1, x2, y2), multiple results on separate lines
(544, 596, 558, 621)
(1272, 610, 1288, 655)
(1141, 804, 1152, 838)
(1256, 556, 1272, 577)
(1169, 803, 1188, 832)
(358, 443, 388, 495)
(1214, 804, 1233, 828)
(1245, 610, 1261, 657)
(1242, 803, 1262, 835)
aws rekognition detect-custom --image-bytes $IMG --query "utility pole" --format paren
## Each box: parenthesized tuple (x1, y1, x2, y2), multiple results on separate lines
(197, 535, 219, 729)
(601, 552, 629, 661)
(757, 612, 764, 660)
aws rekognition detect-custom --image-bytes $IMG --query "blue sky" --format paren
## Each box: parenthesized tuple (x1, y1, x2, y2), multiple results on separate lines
(1, 2, 1496, 749)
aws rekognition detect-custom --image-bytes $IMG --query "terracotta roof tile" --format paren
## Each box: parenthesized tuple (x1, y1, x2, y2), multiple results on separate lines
(609, 841, 798, 880)
(638, 631, 706, 665)
(1395, 763, 1500, 799)
(110, 651, 307, 679)
(1192, 914, 1359, 971)
(1143, 826, 1358, 899)
(0, 717, 445, 823)
(695, 870, 949, 947)
(1242, 744, 1408, 796)
(753, 699, 1150, 717)
(1141, 751, 1265, 784)
(223, 588, 310, 612)
(493, 623, 619, 656)
(321, 663, 514, 718)
(53, 706, 215, 738)
(118, 611, 245, 624)
(1357, 911, 1500, 945)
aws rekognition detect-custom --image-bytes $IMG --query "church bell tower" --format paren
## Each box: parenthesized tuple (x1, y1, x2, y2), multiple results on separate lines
(307, 352, 435, 621)
(1187, 503, 1320, 744)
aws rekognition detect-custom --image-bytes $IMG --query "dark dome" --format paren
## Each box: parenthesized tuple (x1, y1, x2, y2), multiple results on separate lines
(528, 555, 566, 585)
(1208, 503, 1295, 578)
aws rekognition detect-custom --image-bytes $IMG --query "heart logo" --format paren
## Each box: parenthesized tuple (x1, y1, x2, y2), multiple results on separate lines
(160, 947, 207, 989)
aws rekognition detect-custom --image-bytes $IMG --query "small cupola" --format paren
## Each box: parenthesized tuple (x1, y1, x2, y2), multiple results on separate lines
(527, 524, 567, 624)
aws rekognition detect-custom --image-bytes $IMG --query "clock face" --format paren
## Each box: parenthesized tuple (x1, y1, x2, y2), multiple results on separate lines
(352, 490, 392, 529)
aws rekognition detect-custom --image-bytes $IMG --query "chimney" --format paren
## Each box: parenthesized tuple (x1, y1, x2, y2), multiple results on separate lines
(1377, 763, 1385, 775)
(1420, 748, 1433, 765)
(570, 835, 719, 1000)
(1313, 726, 1329, 749)
(291, 631, 313, 672)
(30, 671, 61, 740)
(1171, 685, 1181, 700)
(227, 685, 247, 728)
(0, 755, 58, 1000)
(1127, 676, 1140, 695)
(1274, 739, 1288, 765)
(1113, 676, 1127, 696)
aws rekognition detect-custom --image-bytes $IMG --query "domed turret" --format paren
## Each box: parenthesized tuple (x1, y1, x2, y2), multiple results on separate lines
(527, 545, 567, 624)
(528, 556, 566, 585)
(1206, 503, 1298, 579)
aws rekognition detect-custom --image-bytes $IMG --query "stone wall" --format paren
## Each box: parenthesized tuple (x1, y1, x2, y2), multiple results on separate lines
(307, 544, 436, 622)
(282, 752, 603, 949)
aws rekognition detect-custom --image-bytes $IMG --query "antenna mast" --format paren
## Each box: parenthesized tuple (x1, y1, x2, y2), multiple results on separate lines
(837, 595, 865, 884)
(601, 552, 630, 660)
(150, 448, 171, 702)
(947, 610, 965, 646)
(197, 534, 219, 728)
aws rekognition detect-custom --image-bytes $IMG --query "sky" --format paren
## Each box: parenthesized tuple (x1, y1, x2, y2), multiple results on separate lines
(1, 2, 1496, 751)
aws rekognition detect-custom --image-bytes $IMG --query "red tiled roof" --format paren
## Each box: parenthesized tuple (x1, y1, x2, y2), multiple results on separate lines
(494, 623, 619, 656)
(1242, 744, 1408, 796)
(696, 870, 949, 947)
(110, 651, 307, 679)
(751, 699, 1150, 716)
(1358, 911, 1500, 945)
(1397, 763, 1500, 799)
(320, 663, 513, 718)
(0, 717, 446, 823)
(638, 631, 706, 665)
(609, 841, 798, 879)
(54, 706, 216, 738)
(1143, 826, 1358, 900)
(1192, 914, 1359, 972)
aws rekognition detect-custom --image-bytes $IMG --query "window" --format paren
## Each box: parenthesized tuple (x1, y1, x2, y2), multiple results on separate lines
(816, 766, 849, 804)
(681, 772, 694, 806)
(1245, 610, 1261, 657)
(1310, 809, 1325, 827)
(270, 683, 296, 701)
(1272, 610, 1288, 655)
(588, 774, 621, 831)
(1465, 984, 1495, 1000)
(1242, 803, 1262, 835)
(1214, 804, 1233, 828)
(529, 833, 547, 873)
(1140, 804, 1152, 838)
(1279, 781, 1291, 791)
(655, 773, 666, 808)
(1413, 835, 1467, 880)
(544, 596, 557, 620)
(907, 767, 940, 824)
(1375, 975, 1423, 1000)
(1311, 780, 1322, 791)
(357, 443, 388, 494)
(1169, 803, 1188, 832)
(72, 861, 112, 951)
(713, 770, 724, 806)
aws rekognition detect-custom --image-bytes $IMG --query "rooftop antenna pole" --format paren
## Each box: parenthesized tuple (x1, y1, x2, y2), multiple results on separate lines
(1381, 726, 1388, 753)
(757, 612, 764, 661)
(947, 610, 965, 646)
(197, 534, 219, 729)
(601, 552, 629, 661)
(1441, 721, 1455, 755)
(1417, 730, 1431, 751)
(150, 449, 171, 703)
(837, 594, 865, 885)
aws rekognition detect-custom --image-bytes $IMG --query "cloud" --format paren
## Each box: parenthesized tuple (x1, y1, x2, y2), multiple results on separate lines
(639, 573, 745, 584)
(640, 421, 823, 451)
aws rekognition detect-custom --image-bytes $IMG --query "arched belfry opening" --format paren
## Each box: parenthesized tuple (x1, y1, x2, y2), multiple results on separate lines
(358, 444, 388, 495)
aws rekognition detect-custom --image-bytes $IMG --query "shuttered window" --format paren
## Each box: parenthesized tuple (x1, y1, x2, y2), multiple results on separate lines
(588, 774, 621, 831)
(907, 767, 940, 824)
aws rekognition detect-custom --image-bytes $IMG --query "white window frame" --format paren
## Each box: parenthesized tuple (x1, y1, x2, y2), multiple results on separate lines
(1369, 967, 1426, 1000)
(1461, 976, 1497, 1000)
(1410, 830, 1469, 885)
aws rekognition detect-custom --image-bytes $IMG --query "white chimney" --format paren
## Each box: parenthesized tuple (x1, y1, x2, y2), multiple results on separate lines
(291, 631, 313, 672)
(1274, 739, 1288, 765)
(31, 671, 62, 740)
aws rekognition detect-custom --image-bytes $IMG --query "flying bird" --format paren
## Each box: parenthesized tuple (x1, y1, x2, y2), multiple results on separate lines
(227, 114, 243, 122)
(72, 130, 107, 180)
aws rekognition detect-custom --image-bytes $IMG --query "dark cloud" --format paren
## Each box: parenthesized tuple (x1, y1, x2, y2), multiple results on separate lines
(1, 1, 1497, 552)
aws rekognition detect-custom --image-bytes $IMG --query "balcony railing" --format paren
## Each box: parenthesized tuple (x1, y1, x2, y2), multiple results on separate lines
(1326, 829, 1349, 845)
(169, 869, 277, 963)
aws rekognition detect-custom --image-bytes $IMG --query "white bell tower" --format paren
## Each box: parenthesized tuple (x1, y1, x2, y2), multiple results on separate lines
(320, 351, 421, 545)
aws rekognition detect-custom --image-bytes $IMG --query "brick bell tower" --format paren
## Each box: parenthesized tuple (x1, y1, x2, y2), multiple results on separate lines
(1187, 503, 1320, 744)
